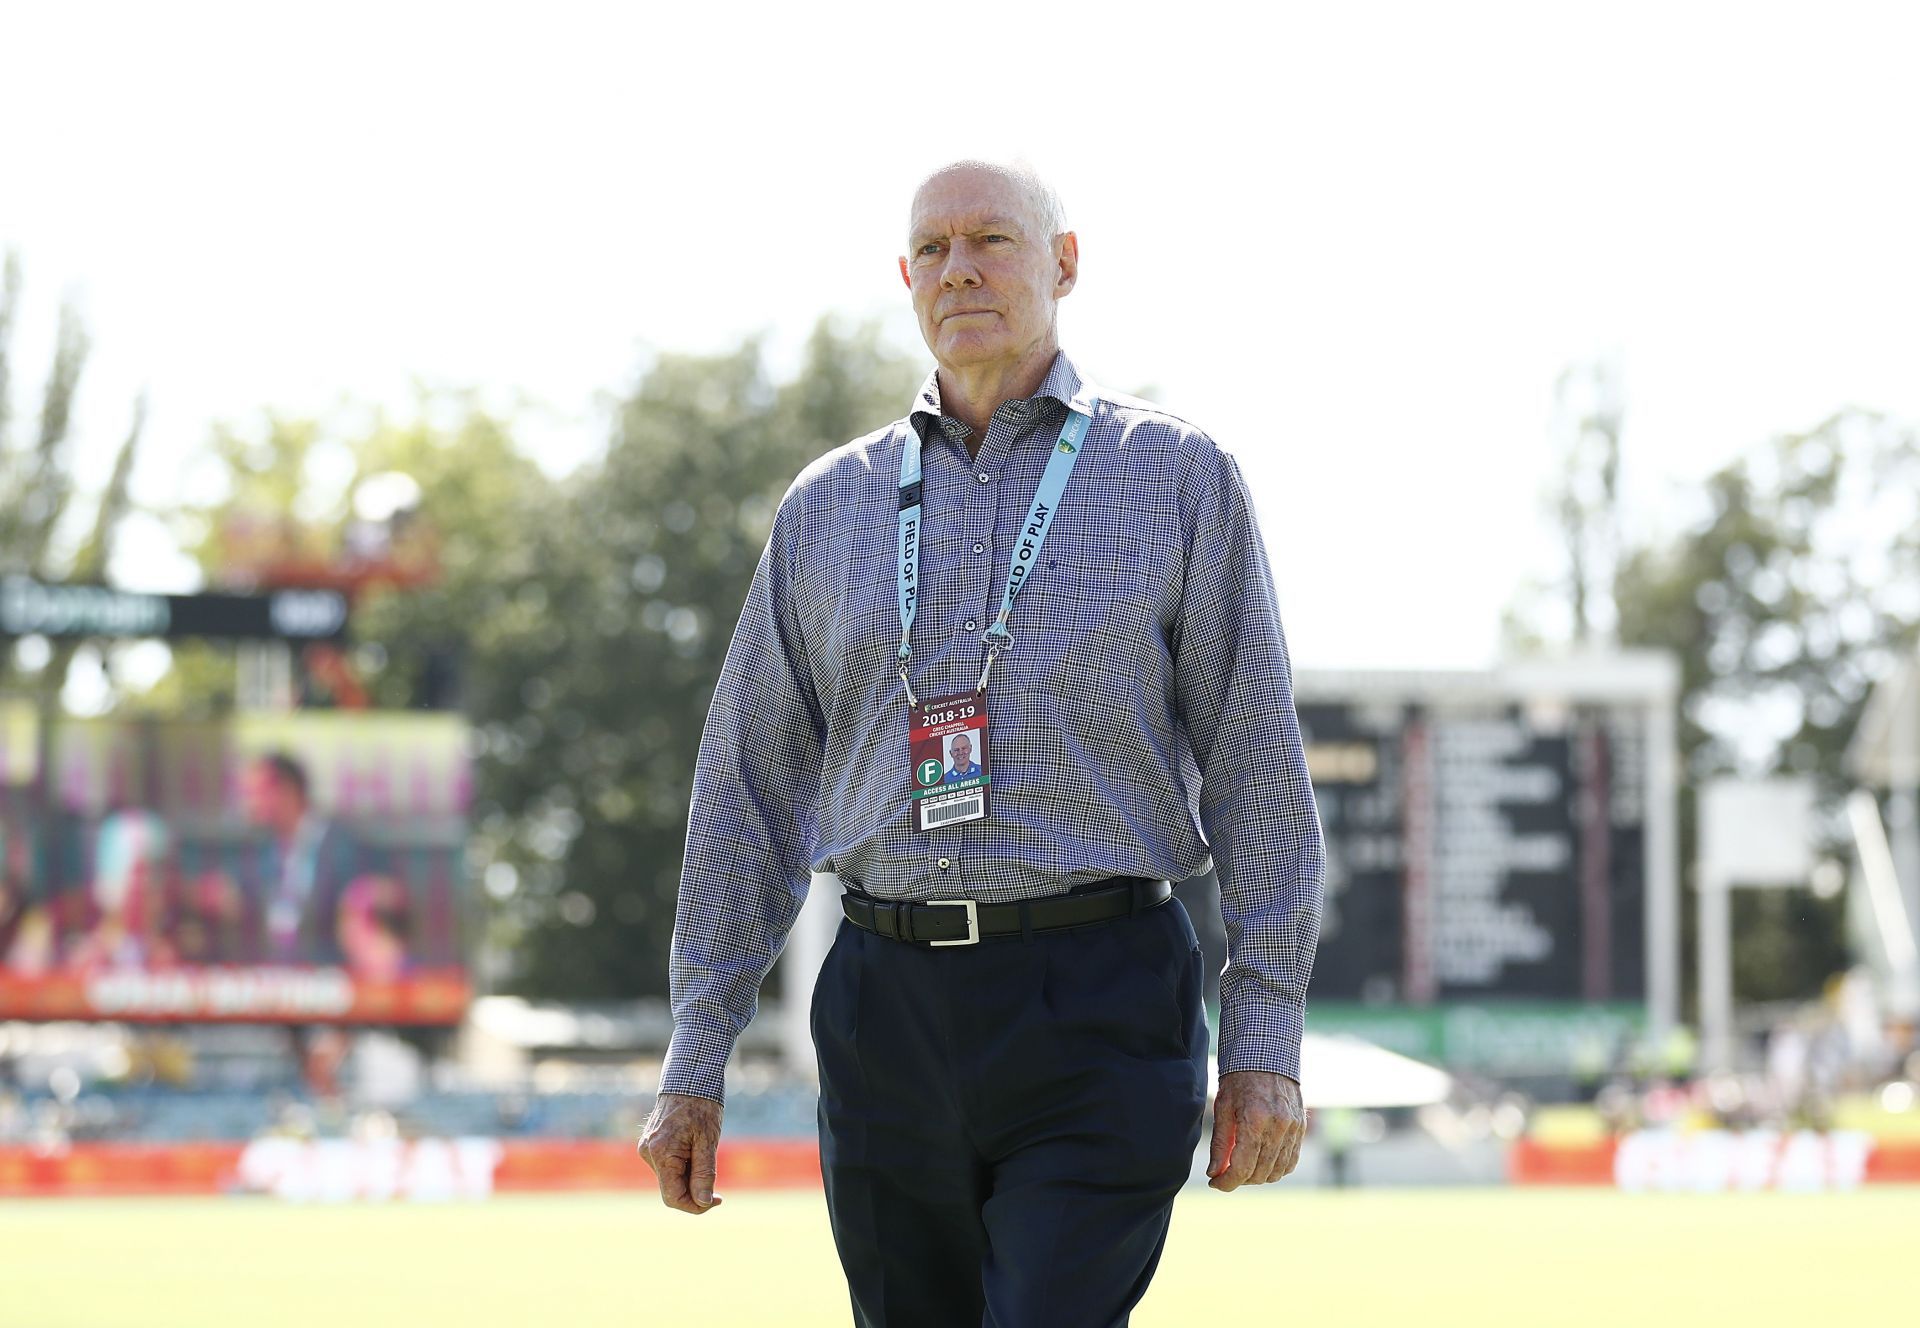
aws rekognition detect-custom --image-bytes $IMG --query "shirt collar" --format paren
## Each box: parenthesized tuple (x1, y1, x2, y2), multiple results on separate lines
(908, 350, 1086, 447)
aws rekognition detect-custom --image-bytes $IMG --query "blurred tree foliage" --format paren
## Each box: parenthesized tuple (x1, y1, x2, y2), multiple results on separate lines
(1552, 360, 1625, 646)
(494, 321, 918, 998)
(1614, 410, 1920, 1004)
(0, 249, 148, 703)
(1520, 388, 1920, 1007)
(167, 320, 918, 999)
(153, 404, 560, 718)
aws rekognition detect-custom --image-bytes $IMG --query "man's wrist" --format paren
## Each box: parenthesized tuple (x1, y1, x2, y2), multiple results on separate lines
(655, 1086, 725, 1107)
(656, 1064, 727, 1105)
(1215, 994, 1306, 1085)
(659, 1021, 735, 1105)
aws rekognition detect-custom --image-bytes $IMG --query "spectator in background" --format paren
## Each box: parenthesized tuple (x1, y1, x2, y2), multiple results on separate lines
(0, 819, 55, 973)
(1, 871, 56, 975)
(66, 811, 179, 972)
(1321, 1105, 1359, 1188)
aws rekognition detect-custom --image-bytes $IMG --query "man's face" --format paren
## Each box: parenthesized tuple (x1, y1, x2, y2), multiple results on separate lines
(901, 167, 1077, 373)
(242, 761, 303, 829)
(950, 736, 971, 767)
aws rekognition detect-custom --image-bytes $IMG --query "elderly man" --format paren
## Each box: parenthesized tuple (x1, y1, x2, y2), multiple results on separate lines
(640, 159, 1324, 1327)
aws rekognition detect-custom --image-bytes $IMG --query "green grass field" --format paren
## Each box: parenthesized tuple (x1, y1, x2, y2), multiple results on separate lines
(3, 1187, 1908, 1327)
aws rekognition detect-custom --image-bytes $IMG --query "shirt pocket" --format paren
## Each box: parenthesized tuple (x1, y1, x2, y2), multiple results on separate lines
(1032, 533, 1160, 638)
(1002, 531, 1171, 711)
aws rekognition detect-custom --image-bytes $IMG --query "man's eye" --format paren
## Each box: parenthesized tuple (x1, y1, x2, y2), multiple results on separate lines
(917, 243, 943, 256)
(984, 234, 1009, 244)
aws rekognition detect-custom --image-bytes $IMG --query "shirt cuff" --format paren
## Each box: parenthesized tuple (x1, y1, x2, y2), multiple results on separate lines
(658, 1014, 736, 1105)
(1215, 991, 1305, 1085)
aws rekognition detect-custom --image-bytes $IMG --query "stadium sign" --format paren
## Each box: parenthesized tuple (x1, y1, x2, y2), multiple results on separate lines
(1307, 1001, 1646, 1075)
(0, 1137, 823, 1198)
(1511, 1130, 1920, 1188)
(1614, 1128, 1875, 1193)
(238, 1137, 506, 1202)
(0, 574, 349, 642)
(0, 968, 472, 1025)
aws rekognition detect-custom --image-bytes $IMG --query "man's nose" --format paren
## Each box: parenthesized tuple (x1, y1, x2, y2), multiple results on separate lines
(940, 243, 982, 290)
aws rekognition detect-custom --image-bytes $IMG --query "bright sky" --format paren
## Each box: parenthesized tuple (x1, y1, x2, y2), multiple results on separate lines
(6, 1, 1918, 679)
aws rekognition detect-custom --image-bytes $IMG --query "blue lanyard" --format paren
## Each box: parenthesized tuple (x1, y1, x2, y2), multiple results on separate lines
(896, 396, 1097, 704)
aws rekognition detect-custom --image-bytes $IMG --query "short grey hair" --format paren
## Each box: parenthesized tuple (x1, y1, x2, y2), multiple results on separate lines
(912, 158, 1068, 240)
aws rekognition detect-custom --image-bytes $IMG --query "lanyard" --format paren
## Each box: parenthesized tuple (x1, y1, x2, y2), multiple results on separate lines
(896, 397, 1097, 705)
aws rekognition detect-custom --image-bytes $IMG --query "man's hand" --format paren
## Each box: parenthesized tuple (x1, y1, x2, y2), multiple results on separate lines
(637, 1092, 725, 1214)
(1207, 1070, 1306, 1192)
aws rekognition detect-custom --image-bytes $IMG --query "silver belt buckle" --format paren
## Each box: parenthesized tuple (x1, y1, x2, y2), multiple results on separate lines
(926, 898, 979, 947)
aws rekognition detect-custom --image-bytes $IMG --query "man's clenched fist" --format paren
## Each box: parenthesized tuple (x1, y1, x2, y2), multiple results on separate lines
(1206, 1070, 1306, 1191)
(638, 1092, 725, 1214)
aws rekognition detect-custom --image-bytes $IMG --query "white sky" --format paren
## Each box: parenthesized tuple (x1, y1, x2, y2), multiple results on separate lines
(5, 0, 1918, 679)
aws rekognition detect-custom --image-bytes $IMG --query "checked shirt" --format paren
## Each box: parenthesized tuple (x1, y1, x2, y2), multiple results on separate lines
(661, 351, 1324, 1102)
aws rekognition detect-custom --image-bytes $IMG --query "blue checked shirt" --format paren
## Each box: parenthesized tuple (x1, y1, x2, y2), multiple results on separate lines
(662, 351, 1324, 1102)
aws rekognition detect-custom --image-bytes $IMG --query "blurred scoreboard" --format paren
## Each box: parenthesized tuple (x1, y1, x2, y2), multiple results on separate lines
(1295, 655, 1680, 1045)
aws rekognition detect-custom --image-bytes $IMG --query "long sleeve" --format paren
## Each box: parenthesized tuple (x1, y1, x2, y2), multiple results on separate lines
(1171, 445, 1325, 1083)
(659, 495, 827, 1103)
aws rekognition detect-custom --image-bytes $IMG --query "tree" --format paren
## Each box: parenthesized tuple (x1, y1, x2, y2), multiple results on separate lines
(155, 401, 563, 716)
(1612, 409, 1920, 1002)
(150, 395, 578, 981)
(1497, 391, 1920, 1009)
(493, 319, 919, 999)
(156, 319, 920, 1001)
(1512, 367, 1920, 1007)
(1551, 360, 1625, 645)
(1503, 359, 1625, 652)
(0, 250, 148, 750)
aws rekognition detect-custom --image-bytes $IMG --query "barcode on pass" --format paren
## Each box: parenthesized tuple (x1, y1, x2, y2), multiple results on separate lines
(925, 794, 984, 826)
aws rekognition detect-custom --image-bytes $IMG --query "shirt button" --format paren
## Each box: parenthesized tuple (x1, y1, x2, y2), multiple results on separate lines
(937, 857, 950, 870)
(964, 620, 977, 632)
(973, 542, 985, 555)
(977, 471, 991, 483)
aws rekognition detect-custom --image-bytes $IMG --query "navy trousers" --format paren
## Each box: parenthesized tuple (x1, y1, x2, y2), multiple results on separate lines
(811, 893, 1209, 1328)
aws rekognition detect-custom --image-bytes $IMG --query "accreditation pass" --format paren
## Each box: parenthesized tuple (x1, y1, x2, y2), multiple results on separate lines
(908, 692, 990, 831)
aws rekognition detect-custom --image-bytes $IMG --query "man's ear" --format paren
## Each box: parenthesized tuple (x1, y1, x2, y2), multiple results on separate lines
(1054, 232, 1079, 297)
(899, 256, 912, 290)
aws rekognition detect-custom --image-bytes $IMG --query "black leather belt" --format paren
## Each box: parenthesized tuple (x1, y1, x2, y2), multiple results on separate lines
(840, 877, 1172, 947)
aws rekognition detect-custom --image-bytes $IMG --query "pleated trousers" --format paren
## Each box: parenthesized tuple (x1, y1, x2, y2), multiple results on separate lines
(811, 892, 1209, 1328)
